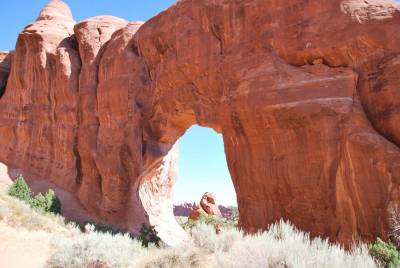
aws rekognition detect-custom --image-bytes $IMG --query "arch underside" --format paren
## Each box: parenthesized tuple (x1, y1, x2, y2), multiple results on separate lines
(0, 0, 400, 246)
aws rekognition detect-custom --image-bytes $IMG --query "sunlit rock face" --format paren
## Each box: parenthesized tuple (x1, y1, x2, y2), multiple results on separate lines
(189, 192, 223, 220)
(1, 0, 400, 246)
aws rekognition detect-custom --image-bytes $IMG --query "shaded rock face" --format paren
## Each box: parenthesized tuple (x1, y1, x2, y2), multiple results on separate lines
(1, 0, 400, 246)
(0, 52, 11, 98)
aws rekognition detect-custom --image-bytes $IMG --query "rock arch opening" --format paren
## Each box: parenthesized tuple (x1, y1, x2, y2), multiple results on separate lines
(173, 125, 237, 220)
(136, 124, 239, 246)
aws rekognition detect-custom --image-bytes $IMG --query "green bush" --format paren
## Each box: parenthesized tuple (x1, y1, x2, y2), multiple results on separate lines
(228, 206, 239, 223)
(139, 224, 161, 247)
(8, 175, 61, 214)
(30, 189, 61, 214)
(8, 175, 31, 202)
(370, 238, 400, 268)
(44, 189, 61, 214)
(182, 214, 237, 232)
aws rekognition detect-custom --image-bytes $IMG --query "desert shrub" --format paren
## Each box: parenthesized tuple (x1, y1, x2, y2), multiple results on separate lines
(44, 189, 61, 214)
(8, 175, 31, 202)
(191, 223, 243, 254)
(175, 216, 188, 226)
(8, 175, 61, 214)
(2, 183, 381, 268)
(31, 189, 61, 214)
(77, 221, 127, 236)
(215, 220, 377, 268)
(0, 192, 71, 232)
(139, 246, 208, 268)
(227, 206, 239, 223)
(183, 214, 236, 232)
(189, 223, 219, 252)
(46, 231, 144, 268)
(389, 207, 400, 249)
(139, 224, 161, 247)
(30, 193, 47, 211)
(370, 238, 400, 268)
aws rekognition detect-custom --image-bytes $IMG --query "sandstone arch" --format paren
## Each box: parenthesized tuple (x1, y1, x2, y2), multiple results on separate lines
(1, 0, 400, 246)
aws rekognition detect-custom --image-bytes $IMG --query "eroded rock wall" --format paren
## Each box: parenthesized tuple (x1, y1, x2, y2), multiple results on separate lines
(0, 1, 80, 191)
(1, 0, 400, 246)
(0, 52, 11, 97)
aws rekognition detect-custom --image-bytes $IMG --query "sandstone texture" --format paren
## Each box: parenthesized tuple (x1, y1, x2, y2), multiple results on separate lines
(189, 192, 222, 220)
(0, 52, 11, 97)
(175, 202, 231, 219)
(1, 0, 400, 246)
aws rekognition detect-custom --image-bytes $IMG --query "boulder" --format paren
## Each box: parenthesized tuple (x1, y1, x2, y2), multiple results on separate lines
(189, 192, 222, 220)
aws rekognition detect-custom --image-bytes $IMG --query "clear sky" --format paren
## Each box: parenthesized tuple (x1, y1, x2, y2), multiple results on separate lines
(174, 126, 236, 206)
(0, 0, 176, 51)
(0, 1, 237, 206)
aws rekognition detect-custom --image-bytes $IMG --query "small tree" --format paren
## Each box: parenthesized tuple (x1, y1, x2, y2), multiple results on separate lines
(8, 175, 61, 214)
(30, 189, 61, 214)
(44, 189, 61, 214)
(8, 175, 31, 202)
(30, 193, 47, 210)
(139, 224, 161, 247)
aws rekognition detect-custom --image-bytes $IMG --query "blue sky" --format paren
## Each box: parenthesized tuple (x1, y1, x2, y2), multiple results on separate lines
(0, 1, 237, 206)
(175, 126, 236, 206)
(0, 0, 176, 51)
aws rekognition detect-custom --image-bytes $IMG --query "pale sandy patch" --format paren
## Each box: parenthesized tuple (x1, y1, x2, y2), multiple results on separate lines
(0, 224, 52, 268)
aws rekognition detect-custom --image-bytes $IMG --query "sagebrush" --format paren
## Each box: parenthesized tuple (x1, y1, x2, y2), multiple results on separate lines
(369, 238, 400, 268)
(1, 185, 386, 268)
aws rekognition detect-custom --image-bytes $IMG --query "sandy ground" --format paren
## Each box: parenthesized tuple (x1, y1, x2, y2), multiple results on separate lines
(0, 162, 12, 192)
(0, 162, 52, 267)
(0, 225, 52, 268)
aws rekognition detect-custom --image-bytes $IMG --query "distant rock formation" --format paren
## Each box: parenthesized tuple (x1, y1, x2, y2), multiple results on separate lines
(188, 192, 222, 220)
(174, 202, 233, 219)
(218, 205, 232, 219)
(174, 202, 197, 217)
(1, 0, 400, 246)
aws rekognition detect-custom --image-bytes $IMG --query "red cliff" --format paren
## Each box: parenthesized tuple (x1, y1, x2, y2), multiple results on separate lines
(1, 0, 400, 246)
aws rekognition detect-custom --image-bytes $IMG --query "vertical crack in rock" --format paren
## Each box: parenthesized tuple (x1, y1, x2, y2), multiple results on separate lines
(73, 15, 128, 212)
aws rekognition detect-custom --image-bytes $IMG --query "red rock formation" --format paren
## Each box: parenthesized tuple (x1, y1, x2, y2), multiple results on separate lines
(0, 52, 11, 97)
(74, 15, 128, 224)
(174, 203, 197, 217)
(0, 0, 80, 192)
(1, 0, 400, 246)
(174, 202, 233, 219)
(189, 192, 223, 220)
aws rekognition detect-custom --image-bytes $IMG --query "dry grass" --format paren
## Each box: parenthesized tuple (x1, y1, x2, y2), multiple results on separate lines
(0, 189, 379, 268)
(47, 230, 144, 268)
(214, 223, 376, 268)
(0, 192, 72, 233)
